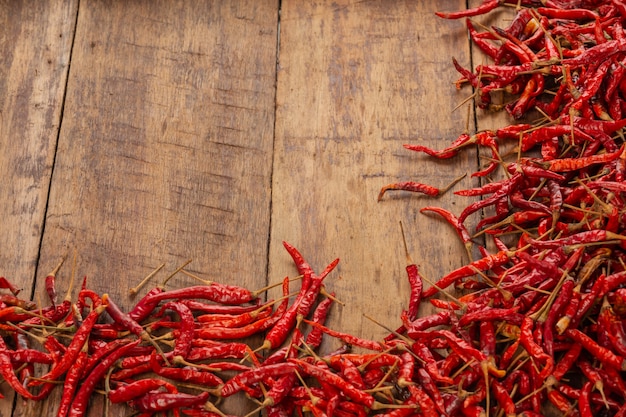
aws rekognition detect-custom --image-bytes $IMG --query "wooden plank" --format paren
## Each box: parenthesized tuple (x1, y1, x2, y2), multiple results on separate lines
(0, 1, 78, 415)
(271, 0, 475, 350)
(17, 1, 279, 416)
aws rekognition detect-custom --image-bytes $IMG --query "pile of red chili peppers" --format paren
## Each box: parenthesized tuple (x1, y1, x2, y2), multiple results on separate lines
(377, 1, 626, 416)
(2, 1, 626, 417)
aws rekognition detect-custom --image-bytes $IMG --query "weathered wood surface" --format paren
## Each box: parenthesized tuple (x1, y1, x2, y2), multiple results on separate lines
(0, 1, 489, 416)
(1, 2, 78, 415)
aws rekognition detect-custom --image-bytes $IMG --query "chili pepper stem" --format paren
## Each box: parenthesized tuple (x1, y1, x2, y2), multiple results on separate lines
(251, 276, 302, 297)
(419, 273, 465, 308)
(362, 313, 412, 345)
(370, 401, 416, 411)
(529, 271, 569, 322)
(320, 287, 345, 305)
(128, 263, 165, 296)
(441, 173, 467, 194)
(160, 259, 193, 288)
(203, 401, 228, 417)
(47, 257, 65, 280)
(62, 254, 77, 303)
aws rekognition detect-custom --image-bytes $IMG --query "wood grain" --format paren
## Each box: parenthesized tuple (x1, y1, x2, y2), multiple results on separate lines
(17, 1, 279, 416)
(271, 0, 477, 349)
(0, 1, 541, 416)
(0, 2, 77, 415)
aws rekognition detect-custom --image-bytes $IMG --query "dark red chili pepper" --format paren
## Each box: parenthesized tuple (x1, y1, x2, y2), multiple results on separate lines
(420, 206, 472, 254)
(129, 391, 210, 413)
(305, 295, 334, 349)
(547, 145, 624, 172)
(150, 352, 223, 387)
(520, 317, 553, 379)
(457, 306, 519, 327)
(421, 249, 513, 298)
(44, 258, 65, 307)
(290, 358, 378, 409)
(145, 282, 257, 306)
(0, 335, 39, 400)
(378, 181, 444, 199)
(186, 342, 250, 362)
(108, 379, 178, 404)
(303, 320, 383, 351)
(264, 372, 298, 408)
(0, 277, 21, 296)
(56, 349, 88, 417)
(68, 340, 140, 417)
(33, 303, 107, 387)
(156, 301, 194, 358)
(565, 328, 626, 370)
(220, 362, 299, 397)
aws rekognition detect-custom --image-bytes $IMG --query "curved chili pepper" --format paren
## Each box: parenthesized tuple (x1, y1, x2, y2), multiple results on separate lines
(290, 358, 377, 409)
(145, 283, 256, 306)
(150, 352, 223, 387)
(565, 328, 626, 371)
(435, 0, 500, 19)
(32, 302, 108, 387)
(129, 391, 210, 414)
(303, 320, 383, 351)
(220, 362, 299, 397)
(68, 340, 140, 417)
(421, 249, 513, 298)
(56, 349, 88, 417)
(108, 378, 178, 404)
(282, 241, 315, 291)
(305, 295, 334, 349)
(157, 301, 194, 358)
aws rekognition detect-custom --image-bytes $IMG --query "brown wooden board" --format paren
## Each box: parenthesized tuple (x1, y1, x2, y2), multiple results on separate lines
(270, 0, 477, 352)
(0, 1, 78, 415)
(0, 1, 560, 416)
(15, 1, 279, 416)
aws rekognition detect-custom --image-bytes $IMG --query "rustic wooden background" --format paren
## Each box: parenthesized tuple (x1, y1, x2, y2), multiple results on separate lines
(0, 1, 511, 416)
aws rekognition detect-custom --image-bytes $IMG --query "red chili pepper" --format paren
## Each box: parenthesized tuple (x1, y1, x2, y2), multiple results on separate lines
(420, 206, 472, 253)
(32, 302, 108, 387)
(378, 181, 443, 200)
(457, 306, 519, 327)
(435, 0, 500, 19)
(0, 334, 37, 400)
(303, 320, 383, 351)
(578, 381, 593, 417)
(421, 249, 513, 298)
(145, 282, 257, 306)
(220, 362, 299, 397)
(68, 340, 140, 417)
(290, 358, 377, 409)
(156, 301, 194, 358)
(520, 317, 553, 379)
(56, 349, 88, 417)
(44, 258, 65, 307)
(129, 391, 210, 413)
(305, 295, 334, 349)
(195, 314, 277, 340)
(108, 379, 178, 404)
(0, 277, 21, 296)
(546, 145, 624, 172)
(565, 328, 626, 370)
(150, 352, 223, 387)
(547, 388, 576, 415)
(283, 241, 315, 291)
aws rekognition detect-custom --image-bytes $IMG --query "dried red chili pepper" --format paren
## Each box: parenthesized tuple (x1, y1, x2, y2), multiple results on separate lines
(68, 340, 140, 417)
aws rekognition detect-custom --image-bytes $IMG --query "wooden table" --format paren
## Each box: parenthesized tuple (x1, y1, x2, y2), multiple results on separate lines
(1, 1, 509, 415)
